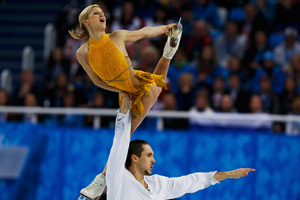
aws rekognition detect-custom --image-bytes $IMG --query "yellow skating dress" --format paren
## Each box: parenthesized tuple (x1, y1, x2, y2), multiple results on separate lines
(88, 34, 167, 117)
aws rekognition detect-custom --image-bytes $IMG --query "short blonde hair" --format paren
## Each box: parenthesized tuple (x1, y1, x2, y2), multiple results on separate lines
(69, 4, 100, 40)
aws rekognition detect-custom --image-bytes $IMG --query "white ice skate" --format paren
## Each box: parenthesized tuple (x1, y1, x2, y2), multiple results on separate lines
(163, 18, 183, 59)
(78, 173, 106, 200)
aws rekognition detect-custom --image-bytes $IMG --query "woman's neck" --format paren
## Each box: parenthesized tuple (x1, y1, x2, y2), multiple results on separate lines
(89, 30, 105, 40)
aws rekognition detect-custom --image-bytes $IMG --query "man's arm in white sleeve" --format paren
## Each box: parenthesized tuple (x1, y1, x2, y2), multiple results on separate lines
(106, 92, 131, 193)
(163, 168, 255, 199)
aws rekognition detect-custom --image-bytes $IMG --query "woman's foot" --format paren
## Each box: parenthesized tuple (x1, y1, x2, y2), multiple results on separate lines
(163, 19, 183, 59)
(78, 173, 106, 200)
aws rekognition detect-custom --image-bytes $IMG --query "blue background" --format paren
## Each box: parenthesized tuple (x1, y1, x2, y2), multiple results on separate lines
(0, 122, 300, 200)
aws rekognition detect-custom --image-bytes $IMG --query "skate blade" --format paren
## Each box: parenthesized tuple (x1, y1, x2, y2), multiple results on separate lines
(79, 194, 100, 200)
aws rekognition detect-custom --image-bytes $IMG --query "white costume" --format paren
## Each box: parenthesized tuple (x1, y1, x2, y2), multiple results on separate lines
(106, 109, 219, 200)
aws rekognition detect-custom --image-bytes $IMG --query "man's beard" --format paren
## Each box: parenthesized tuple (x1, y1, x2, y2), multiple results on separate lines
(144, 170, 151, 175)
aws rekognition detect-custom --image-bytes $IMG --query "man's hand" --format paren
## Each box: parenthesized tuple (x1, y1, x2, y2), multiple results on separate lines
(213, 168, 255, 182)
(120, 91, 131, 114)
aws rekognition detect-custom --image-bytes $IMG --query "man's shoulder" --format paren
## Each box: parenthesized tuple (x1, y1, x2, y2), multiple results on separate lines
(144, 174, 169, 182)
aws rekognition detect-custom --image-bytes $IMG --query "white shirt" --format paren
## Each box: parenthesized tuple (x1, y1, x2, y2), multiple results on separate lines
(106, 109, 219, 200)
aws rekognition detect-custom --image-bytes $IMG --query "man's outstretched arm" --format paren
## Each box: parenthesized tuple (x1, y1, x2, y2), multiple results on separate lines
(161, 168, 255, 199)
(213, 168, 256, 182)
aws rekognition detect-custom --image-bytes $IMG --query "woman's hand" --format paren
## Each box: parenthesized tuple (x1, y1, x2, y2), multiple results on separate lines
(165, 23, 178, 36)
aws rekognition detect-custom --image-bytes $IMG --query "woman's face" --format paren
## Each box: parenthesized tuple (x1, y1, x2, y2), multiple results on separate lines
(85, 7, 106, 31)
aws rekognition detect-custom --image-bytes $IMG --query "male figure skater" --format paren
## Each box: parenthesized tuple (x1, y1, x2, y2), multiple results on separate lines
(105, 92, 255, 200)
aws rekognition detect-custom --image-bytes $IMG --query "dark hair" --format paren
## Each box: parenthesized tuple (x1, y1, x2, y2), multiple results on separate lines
(125, 140, 149, 169)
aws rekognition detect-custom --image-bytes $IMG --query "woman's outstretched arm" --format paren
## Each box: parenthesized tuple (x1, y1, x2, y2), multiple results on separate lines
(112, 23, 177, 44)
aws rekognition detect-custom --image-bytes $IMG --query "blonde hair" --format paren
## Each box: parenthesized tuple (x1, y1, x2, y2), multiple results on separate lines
(69, 4, 100, 40)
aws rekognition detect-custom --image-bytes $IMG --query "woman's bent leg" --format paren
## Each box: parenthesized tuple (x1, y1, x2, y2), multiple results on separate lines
(130, 85, 162, 134)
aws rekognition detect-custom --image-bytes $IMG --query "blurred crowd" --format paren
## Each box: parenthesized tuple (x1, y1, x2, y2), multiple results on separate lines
(1, 0, 300, 134)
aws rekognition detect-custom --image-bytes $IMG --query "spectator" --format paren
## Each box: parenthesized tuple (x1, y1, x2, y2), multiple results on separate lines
(46, 73, 74, 107)
(286, 96, 300, 135)
(55, 0, 81, 47)
(273, 0, 300, 31)
(186, 20, 212, 62)
(257, 76, 280, 114)
(23, 93, 39, 123)
(13, 69, 42, 106)
(215, 0, 249, 10)
(226, 74, 250, 113)
(162, 91, 189, 129)
(144, 4, 167, 27)
(220, 94, 236, 113)
(85, 91, 114, 128)
(253, 52, 286, 94)
(214, 21, 245, 68)
(160, 0, 181, 20)
(287, 55, 300, 88)
(63, 31, 86, 81)
(210, 76, 225, 111)
(45, 47, 71, 85)
(0, 89, 14, 122)
(81, 74, 99, 107)
(126, 39, 152, 68)
(137, 46, 160, 73)
(280, 76, 298, 114)
(179, 3, 194, 44)
(252, 0, 275, 23)
(239, 3, 268, 44)
(59, 91, 84, 127)
(225, 57, 245, 82)
(192, 0, 222, 30)
(144, 4, 168, 47)
(168, 48, 193, 92)
(249, 94, 264, 113)
(274, 27, 300, 68)
(176, 73, 196, 110)
(135, 0, 159, 19)
(242, 30, 269, 68)
(190, 89, 213, 113)
(195, 45, 219, 90)
(111, 1, 142, 32)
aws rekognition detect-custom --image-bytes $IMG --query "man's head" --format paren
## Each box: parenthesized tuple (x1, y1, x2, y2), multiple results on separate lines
(126, 140, 155, 176)
(228, 74, 240, 90)
(284, 27, 298, 48)
(260, 76, 272, 94)
(225, 21, 238, 39)
(193, 20, 207, 38)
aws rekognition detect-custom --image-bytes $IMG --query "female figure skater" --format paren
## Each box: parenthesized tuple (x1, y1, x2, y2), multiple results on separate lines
(70, 4, 182, 200)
